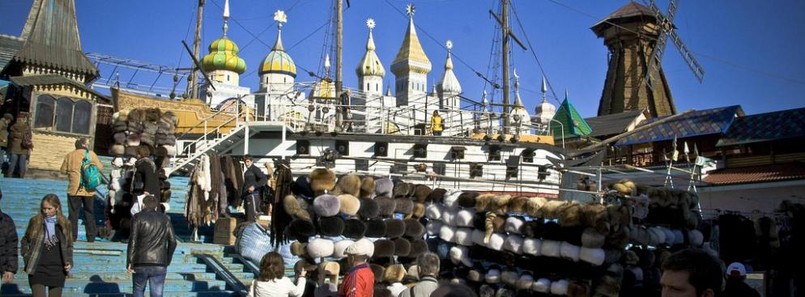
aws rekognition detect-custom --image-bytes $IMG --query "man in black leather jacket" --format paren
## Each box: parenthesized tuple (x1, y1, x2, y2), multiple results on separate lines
(241, 155, 267, 222)
(126, 195, 177, 297)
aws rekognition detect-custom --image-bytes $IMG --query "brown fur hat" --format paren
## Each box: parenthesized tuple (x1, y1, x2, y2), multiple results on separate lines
(310, 168, 336, 196)
(607, 205, 632, 228)
(509, 196, 529, 214)
(372, 239, 396, 258)
(336, 174, 361, 197)
(291, 241, 307, 256)
(392, 182, 412, 198)
(319, 216, 346, 237)
(475, 194, 495, 212)
(283, 194, 311, 221)
(360, 176, 376, 199)
(428, 188, 447, 204)
(394, 198, 414, 216)
(110, 144, 125, 156)
(370, 264, 386, 283)
(581, 203, 608, 231)
(458, 192, 480, 208)
(343, 219, 367, 239)
(567, 280, 591, 297)
(489, 195, 512, 215)
(412, 185, 432, 203)
(392, 238, 411, 257)
(408, 239, 428, 258)
(338, 194, 361, 216)
(384, 264, 407, 283)
(364, 218, 387, 238)
(526, 197, 548, 217)
(357, 198, 380, 220)
(384, 219, 406, 238)
(403, 218, 425, 239)
(376, 196, 396, 218)
(144, 108, 161, 122)
(412, 203, 425, 219)
(558, 202, 583, 227)
(541, 200, 566, 219)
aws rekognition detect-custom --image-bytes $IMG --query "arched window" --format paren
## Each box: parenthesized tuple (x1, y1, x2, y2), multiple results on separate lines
(73, 100, 92, 134)
(56, 97, 73, 132)
(34, 95, 55, 129)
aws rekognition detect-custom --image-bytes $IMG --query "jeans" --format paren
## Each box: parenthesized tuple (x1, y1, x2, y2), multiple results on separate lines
(7, 153, 27, 178)
(68, 195, 97, 242)
(132, 265, 167, 297)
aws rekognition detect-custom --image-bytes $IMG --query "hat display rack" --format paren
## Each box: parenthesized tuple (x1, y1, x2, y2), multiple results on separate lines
(283, 168, 435, 285)
(110, 108, 178, 159)
(426, 178, 707, 297)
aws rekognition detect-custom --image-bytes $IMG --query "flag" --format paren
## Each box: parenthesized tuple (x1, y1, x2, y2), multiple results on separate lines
(694, 143, 699, 158)
(684, 141, 690, 155)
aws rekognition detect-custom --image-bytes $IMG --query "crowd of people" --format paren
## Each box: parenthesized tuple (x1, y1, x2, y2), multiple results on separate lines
(0, 113, 33, 179)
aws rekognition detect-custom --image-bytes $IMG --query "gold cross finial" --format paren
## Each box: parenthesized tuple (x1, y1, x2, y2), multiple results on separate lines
(406, 4, 415, 17)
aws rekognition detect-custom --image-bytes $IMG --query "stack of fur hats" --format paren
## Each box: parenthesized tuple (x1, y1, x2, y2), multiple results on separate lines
(110, 108, 178, 158)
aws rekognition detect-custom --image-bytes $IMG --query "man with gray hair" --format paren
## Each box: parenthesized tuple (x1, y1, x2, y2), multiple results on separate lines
(399, 252, 440, 297)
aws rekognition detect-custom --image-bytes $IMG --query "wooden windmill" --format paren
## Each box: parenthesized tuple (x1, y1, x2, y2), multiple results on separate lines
(592, 0, 704, 118)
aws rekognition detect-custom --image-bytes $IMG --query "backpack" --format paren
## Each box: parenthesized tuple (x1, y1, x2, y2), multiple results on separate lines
(21, 128, 33, 149)
(80, 150, 102, 191)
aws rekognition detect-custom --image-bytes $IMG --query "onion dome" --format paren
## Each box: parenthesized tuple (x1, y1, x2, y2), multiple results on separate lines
(357, 18, 385, 77)
(438, 40, 461, 94)
(534, 76, 556, 125)
(510, 69, 531, 125)
(259, 10, 297, 77)
(201, 37, 246, 74)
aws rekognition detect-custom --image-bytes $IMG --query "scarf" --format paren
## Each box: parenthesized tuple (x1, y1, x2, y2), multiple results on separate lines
(44, 215, 58, 248)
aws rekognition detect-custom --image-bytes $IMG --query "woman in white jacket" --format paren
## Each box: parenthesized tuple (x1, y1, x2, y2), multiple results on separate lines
(248, 252, 307, 297)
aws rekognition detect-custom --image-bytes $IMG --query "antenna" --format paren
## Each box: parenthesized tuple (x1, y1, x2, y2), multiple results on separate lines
(642, 0, 705, 89)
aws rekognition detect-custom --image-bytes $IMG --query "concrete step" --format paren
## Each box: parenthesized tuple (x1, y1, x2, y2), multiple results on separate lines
(3, 278, 229, 294)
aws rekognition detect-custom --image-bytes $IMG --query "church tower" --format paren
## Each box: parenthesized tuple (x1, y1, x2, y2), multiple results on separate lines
(391, 4, 431, 107)
(437, 40, 461, 110)
(259, 10, 297, 94)
(591, 2, 676, 118)
(200, 0, 249, 108)
(356, 18, 385, 97)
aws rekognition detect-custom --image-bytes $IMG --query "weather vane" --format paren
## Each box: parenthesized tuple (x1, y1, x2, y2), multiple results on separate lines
(406, 4, 415, 17)
(274, 10, 287, 28)
(367, 18, 376, 30)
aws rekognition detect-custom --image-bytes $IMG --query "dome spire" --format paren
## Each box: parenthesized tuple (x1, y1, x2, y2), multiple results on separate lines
(272, 10, 287, 51)
(222, 0, 230, 36)
(437, 39, 461, 100)
(366, 18, 376, 51)
(534, 75, 557, 125)
(356, 18, 385, 78)
(541, 75, 548, 102)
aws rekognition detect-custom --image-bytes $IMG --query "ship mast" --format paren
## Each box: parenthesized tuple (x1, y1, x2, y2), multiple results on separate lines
(335, 0, 344, 129)
(501, 0, 511, 134)
(189, 0, 205, 99)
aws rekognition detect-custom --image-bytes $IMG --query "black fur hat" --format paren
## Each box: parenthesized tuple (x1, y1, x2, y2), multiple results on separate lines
(403, 218, 425, 240)
(287, 219, 316, 240)
(393, 237, 411, 257)
(458, 192, 480, 208)
(364, 218, 387, 238)
(408, 239, 429, 258)
(385, 219, 406, 238)
(370, 264, 386, 284)
(343, 219, 367, 239)
(373, 239, 396, 258)
(376, 196, 396, 218)
(357, 198, 380, 220)
(394, 198, 414, 216)
(292, 176, 314, 199)
(428, 188, 447, 204)
(319, 216, 346, 237)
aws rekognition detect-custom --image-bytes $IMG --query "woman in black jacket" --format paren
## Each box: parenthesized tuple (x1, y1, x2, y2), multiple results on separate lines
(131, 145, 160, 214)
(21, 194, 73, 297)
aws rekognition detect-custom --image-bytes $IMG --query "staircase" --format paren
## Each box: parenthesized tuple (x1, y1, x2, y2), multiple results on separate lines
(169, 123, 249, 176)
(0, 177, 253, 297)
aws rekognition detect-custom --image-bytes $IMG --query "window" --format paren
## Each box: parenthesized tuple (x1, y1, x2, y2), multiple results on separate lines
(34, 95, 93, 135)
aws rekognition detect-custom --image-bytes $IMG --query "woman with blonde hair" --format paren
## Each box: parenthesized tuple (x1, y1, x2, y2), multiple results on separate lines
(248, 252, 307, 297)
(21, 194, 73, 297)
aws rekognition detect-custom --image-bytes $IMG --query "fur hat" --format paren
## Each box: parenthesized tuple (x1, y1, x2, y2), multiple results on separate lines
(357, 198, 379, 220)
(501, 271, 519, 287)
(508, 196, 529, 215)
(550, 279, 569, 296)
(582, 228, 606, 248)
(455, 209, 476, 227)
(310, 168, 336, 196)
(559, 202, 583, 227)
(630, 225, 651, 246)
(403, 218, 425, 239)
(126, 133, 141, 147)
(392, 237, 411, 257)
(408, 239, 428, 258)
(295, 258, 318, 275)
(110, 144, 125, 156)
(314, 194, 341, 217)
(332, 239, 354, 259)
(485, 267, 501, 284)
(363, 219, 387, 238)
(346, 238, 375, 257)
(428, 188, 447, 204)
(409, 203, 424, 219)
(291, 241, 307, 257)
(662, 228, 675, 246)
(468, 269, 484, 283)
(532, 278, 552, 293)
(526, 197, 548, 218)
(442, 209, 456, 226)
(284, 195, 311, 221)
(439, 225, 457, 243)
(458, 192, 480, 208)
(372, 239, 396, 258)
(541, 200, 566, 219)
(338, 194, 361, 216)
(474, 194, 494, 212)
(567, 281, 591, 297)
(319, 216, 346, 237)
(394, 198, 414, 216)
(504, 217, 525, 234)
(375, 196, 396, 218)
(426, 204, 444, 220)
(521, 237, 542, 256)
(471, 229, 486, 246)
(288, 219, 316, 239)
(516, 273, 535, 291)
(292, 176, 314, 199)
(308, 238, 335, 258)
(370, 264, 385, 283)
(454, 228, 474, 246)
(688, 229, 704, 247)
(336, 174, 361, 197)
(359, 176, 376, 199)
(560, 242, 581, 262)
(385, 219, 406, 238)
(426, 220, 443, 236)
(444, 191, 462, 210)
(343, 219, 367, 239)
(648, 226, 666, 246)
(449, 245, 473, 267)
(486, 233, 506, 251)
(579, 247, 606, 266)
(384, 264, 406, 283)
(479, 285, 495, 297)
(392, 182, 412, 198)
(489, 195, 512, 215)
(503, 235, 524, 254)
(319, 261, 341, 284)
(374, 178, 394, 197)
(413, 185, 432, 203)
(671, 229, 684, 245)
(540, 240, 561, 258)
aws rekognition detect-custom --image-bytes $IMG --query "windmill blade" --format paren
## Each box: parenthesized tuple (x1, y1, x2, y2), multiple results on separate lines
(667, 29, 705, 82)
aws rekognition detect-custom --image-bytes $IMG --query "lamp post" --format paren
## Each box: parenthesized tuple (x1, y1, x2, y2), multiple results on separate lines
(549, 119, 565, 149)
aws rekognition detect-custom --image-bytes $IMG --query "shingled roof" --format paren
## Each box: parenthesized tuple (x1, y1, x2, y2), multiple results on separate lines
(703, 163, 805, 185)
(0, 35, 24, 72)
(616, 106, 744, 147)
(591, 2, 657, 35)
(585, 110, 647, 139)
(716, 107, 805, 147)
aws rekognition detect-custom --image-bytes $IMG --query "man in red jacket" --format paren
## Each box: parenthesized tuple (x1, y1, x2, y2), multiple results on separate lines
(339, 238, 374, 297)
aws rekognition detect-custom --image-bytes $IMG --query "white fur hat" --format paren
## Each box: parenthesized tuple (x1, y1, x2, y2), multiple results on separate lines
(455, 209, 476, 227)
(550, 279, 569, 295)
(444, 190, 462, 210)
(426, 204, 444, 220)
(485, 268, 501, 284)
(540, 240, 562, 258)
(487, 233, 506, 251)
(662, 228, 675, 245)
(516, 274, 534, 291)
(522, 238, 542, 256)
(472, 229, 486, 246)
(442, 209, 457, 226)
(449, 245, 473, 267)
(648, 227, 666, 246)
(688, 229, 704, 247)
(672, 229, 685, 245)
(501, 271, 519, 287)
(439, 225, 457, 242)
(503, 235, 524, 254)
(532, 278, 551, 293)
(560, 242, 581, 262)
(504, 217, 524, 234)
(426, 220, 444, 236)
(455, 228, 474, 246)
(332, 239, 355, 259)
(307, 238, 335, 258)
(579, 247, 606, 266)
(581, 228, 606, 248)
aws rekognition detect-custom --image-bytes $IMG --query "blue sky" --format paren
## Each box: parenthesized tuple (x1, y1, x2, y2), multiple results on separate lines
(1, 0, 804, 118)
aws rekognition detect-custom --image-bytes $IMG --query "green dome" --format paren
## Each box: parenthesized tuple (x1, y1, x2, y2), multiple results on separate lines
(201, 37, 247, 74)
(259, 49, 297, 77)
